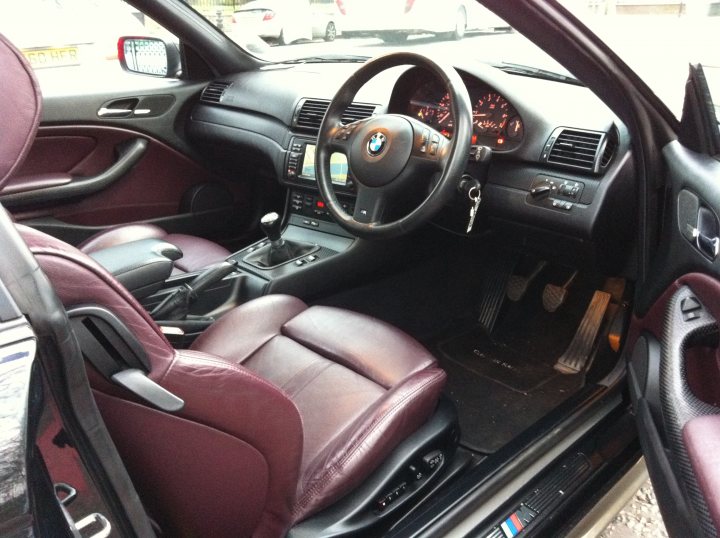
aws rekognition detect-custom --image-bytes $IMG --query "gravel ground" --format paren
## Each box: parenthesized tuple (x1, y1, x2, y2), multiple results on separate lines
(599, 479, 668, 538)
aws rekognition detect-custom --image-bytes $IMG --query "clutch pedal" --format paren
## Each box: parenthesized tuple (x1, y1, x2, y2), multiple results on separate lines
(506, 260, 547, 302)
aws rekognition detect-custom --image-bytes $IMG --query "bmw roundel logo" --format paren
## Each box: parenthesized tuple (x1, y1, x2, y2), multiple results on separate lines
(367, 132, 387, 156)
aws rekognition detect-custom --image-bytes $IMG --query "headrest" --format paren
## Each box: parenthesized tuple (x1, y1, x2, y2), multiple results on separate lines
(0, 33, 42, 189)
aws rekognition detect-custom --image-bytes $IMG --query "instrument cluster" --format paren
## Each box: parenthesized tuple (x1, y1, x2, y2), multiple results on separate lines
(407, 79, 524, 151)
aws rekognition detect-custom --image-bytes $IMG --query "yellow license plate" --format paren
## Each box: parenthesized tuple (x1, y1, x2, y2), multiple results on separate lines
(22, 46, 80, 69)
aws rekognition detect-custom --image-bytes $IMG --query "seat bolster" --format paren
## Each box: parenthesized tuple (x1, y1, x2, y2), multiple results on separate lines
(190, 294, 309, 363)
(282, 305, 437, 389)
(19, 224, 176, 370)
(0, 32, 41, 186)
(78, 223, 168, 253)
(164, 233, 231, 273)
(292, 367, 447, 522)
(154, 349, 305, 537)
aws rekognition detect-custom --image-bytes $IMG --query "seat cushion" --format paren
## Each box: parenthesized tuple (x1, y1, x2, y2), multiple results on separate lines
(191, 294, 446, 522)
(78, 223, 230, 273)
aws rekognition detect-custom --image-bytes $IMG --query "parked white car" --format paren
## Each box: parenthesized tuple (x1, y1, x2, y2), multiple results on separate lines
(340, 0, 510, 42)
(231, 0, 343, 45)
(231, 0, 312, 45)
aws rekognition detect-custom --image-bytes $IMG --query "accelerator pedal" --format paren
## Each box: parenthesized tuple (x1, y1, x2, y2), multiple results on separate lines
(478, 256, 517, 334)
(506, 260, 547, 302)
(554, 290, 611, 374)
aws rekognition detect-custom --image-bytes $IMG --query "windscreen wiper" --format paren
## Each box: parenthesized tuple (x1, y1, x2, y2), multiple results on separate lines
(491, 62, 584, 86)
(281, 55, 369, 65)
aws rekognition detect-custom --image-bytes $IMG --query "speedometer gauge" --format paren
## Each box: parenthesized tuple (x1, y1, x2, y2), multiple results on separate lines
(473, 92, 509, 136)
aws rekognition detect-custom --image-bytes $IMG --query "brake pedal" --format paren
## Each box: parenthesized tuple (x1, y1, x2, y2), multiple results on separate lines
(506, 260, 547, 302)
(478, 256, 517, 334)
(554, 290, 611, 374)
(543, 270, 579, 312)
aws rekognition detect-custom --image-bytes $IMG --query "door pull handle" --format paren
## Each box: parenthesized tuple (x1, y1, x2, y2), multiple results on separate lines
(692, 227, 720, 260)
(97, 107, 134, 118)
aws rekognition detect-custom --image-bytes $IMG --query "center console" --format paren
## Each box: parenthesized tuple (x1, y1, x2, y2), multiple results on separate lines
(93, 135, 403, 347)
(284, 137, 357, 232)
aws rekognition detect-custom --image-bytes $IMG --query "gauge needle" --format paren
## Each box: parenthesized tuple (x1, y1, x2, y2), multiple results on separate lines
(438, 111, 450, 124)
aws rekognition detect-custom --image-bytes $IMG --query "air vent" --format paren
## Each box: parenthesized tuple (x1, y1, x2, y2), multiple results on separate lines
(294, 98, 376, 133)
(341, 103, 377, 124)
(543, 128, 604, 173)
(295, 99, 330, 131)
(600, 128, 618, 168)
(200, 81, 232, 104)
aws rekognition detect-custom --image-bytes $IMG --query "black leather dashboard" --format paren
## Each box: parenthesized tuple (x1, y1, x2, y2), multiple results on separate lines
(187, 59, 635, 263)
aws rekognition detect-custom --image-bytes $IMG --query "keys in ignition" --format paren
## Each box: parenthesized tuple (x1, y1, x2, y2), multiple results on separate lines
(466, 186, 481, 234)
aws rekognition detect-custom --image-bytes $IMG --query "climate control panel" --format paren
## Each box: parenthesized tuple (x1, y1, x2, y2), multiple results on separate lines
(289, 189, 355, 226)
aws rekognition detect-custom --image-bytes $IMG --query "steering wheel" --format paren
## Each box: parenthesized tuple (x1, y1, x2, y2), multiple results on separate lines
(316, 52, 473, 239)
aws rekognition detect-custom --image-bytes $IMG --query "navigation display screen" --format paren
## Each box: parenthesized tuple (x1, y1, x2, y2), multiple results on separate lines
(301, 144, 349, 186)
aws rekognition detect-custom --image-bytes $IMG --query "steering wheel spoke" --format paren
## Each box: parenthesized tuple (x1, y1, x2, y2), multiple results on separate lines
(406, 117, 452, 170)
(328, 118, 369, 153)
(353, 184, 387, 224)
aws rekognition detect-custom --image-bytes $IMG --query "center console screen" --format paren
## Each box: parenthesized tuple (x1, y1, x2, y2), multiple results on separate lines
(301, 144, 349, 186)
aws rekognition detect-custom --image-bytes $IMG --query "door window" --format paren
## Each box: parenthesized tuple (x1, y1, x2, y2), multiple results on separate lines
(0, 0, 175, 92)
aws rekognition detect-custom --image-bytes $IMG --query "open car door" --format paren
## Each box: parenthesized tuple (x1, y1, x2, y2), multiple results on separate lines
(629, 65, 720, 538)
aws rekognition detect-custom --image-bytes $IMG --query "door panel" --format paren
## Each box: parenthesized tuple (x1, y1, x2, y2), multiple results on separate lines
(630, 128, 720, 536)
(0, 40, 260, 249)
(4, 124, 254, 247)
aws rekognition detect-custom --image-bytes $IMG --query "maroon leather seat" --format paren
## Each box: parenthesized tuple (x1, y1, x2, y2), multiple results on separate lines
(1, 32, 447, 537)
(78, 223, 230, 273)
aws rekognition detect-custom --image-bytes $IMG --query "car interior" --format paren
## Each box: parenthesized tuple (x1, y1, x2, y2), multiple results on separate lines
(2, 1, 719, 537)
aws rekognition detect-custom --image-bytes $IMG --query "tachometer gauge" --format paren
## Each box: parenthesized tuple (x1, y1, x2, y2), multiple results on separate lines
(436, 93, 452, 127)
(473, 92, 509, 136)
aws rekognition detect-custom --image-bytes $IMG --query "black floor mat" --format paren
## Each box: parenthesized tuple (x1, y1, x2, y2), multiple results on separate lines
(440, 358, 582, 453)
(433, 270, 602, 454)
(439, 331, 563, 393)
(436, 327, 585, 453)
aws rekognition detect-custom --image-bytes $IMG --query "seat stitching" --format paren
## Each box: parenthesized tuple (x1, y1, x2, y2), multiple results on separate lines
(292, 370, 444, 516)
(278, 359, 334, 398)
(172, 350, 294, 396)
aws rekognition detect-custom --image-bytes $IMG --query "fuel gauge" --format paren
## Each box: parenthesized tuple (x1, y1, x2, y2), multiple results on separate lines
(507, 116, 524, 140)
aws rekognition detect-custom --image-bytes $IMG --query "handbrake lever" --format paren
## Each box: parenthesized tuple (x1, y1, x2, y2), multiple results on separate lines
(150, 261, 236, 320)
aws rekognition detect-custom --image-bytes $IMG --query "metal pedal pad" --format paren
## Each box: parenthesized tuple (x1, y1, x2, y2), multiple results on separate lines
(478, 256, 517, 334)
(506, 260, 547, 302)
(554, 290, 612, 374)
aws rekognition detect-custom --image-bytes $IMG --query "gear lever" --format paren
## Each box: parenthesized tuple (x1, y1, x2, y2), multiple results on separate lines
(259, 211, 296, 266)
(260, 212, 284, 246)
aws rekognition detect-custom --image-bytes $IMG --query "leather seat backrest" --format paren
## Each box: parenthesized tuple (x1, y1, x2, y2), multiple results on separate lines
(19, 225, 305, 537)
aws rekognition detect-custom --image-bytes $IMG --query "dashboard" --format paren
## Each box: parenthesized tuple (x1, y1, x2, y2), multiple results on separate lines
(188, 59, 635, 267)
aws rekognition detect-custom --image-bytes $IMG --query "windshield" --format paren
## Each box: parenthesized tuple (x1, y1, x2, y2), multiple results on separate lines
(209, 0, 718, 118)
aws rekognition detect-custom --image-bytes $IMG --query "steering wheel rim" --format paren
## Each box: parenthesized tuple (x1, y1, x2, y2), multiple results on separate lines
(316, 52, 472, 239)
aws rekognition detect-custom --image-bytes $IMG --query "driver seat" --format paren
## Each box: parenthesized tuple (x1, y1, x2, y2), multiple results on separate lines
(1, 32, 448, 536)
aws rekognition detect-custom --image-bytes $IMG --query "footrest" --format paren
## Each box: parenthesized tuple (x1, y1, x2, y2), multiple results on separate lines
(554, 290, 611, 374)
(478, 257, 517, 334)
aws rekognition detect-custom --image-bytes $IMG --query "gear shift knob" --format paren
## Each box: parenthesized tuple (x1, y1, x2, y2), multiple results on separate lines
(260, 212, 283, 246)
